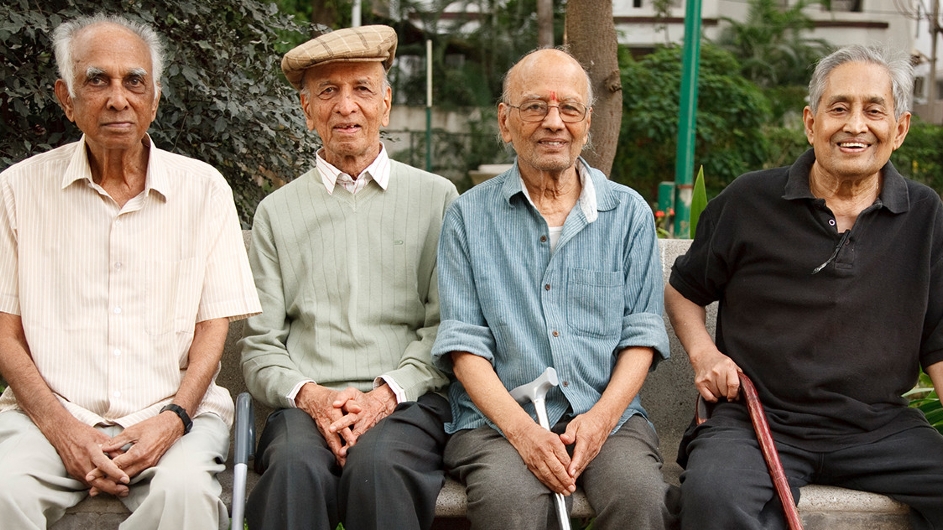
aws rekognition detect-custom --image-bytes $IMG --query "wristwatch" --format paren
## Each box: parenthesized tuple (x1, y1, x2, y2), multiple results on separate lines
(160, 403, 193, 434)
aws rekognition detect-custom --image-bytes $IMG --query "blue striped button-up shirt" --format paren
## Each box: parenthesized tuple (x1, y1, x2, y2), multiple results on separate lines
(432, 159, 670, 435)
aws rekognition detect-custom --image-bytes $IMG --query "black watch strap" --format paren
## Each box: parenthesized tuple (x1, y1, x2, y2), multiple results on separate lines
(160, 403, 193, 434)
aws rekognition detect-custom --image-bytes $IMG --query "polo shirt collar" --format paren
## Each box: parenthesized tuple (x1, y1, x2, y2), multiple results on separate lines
(61, 134, 170, 200)
(782, 148, 910, 214)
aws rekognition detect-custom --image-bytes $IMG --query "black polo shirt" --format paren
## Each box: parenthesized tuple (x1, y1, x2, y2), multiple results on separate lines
(671, 149, 943, 451)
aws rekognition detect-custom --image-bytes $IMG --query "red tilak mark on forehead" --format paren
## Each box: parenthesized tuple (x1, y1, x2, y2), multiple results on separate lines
(550, 91, 557, 102)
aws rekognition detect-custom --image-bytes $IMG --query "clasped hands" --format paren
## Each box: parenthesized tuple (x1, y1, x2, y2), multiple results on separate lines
(505, 408, 615, 497)
(52, 412, 184, 498)
(296, 382, 397, 467)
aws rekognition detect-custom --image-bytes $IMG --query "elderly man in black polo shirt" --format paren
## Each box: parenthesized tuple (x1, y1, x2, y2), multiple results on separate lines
(666, 45, 943, 529)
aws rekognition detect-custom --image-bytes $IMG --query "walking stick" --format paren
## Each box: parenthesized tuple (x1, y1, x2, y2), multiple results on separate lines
(696, 373, 804, 530)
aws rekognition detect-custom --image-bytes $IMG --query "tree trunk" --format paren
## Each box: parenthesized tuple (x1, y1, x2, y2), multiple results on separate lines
(565, 0, 622, 176)
(311, 0, 337, 26)
(537, 0, 554, 48)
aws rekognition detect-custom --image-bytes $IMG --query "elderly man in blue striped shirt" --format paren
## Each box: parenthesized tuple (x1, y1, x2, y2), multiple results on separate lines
(431, 48, 675, 530)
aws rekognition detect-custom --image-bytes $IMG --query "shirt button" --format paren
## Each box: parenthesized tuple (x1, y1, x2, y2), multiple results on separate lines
(113, 391, 121, 398)
(113, 348, 121, 357)
(562, 381, 569, 387)
(113, 307, 122, 314)
(114, 262, 122, 269)
(540, 236, 547, 243)
(552, 331, 559, 337)
(544, 284, 551, 291)
(828, 219, 836, 226)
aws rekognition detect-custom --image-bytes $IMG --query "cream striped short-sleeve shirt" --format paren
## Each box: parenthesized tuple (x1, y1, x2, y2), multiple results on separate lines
(0, 136, 261, 428)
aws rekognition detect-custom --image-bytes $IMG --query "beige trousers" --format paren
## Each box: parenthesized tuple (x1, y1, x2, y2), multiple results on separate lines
(0, 409, 230, 530)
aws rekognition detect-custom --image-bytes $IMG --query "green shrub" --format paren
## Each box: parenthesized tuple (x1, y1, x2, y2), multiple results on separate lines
(614, 44, 771, 201)
(905, 370, 942, 436)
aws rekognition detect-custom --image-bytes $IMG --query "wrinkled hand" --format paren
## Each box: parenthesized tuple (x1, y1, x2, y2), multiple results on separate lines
(87, 411, 184, 495)
(559, 410, 613, 481)
(328, 384, 397, 452)
(46, 420, 129, 497)
(506, 421, 576, 496)
(691, 347, 742, 402)
(295, 383, 353, 466)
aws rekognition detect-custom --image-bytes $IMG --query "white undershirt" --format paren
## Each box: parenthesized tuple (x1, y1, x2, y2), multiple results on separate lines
(548, 226, 564, 252)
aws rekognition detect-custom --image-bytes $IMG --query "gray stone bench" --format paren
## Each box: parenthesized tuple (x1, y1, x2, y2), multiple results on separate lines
(51, 237, 912, 529)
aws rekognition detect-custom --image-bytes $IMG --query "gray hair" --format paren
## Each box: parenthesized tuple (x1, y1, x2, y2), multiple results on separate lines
(808, 45, 913, 120)
(52, 13, 164, 99)
(501, 47, 596, 107)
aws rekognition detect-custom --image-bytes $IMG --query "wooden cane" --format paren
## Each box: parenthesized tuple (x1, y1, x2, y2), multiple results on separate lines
(695, 373, 804, 530)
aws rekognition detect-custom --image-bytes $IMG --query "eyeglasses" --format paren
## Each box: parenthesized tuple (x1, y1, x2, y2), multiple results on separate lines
(506, 100, 589, 123)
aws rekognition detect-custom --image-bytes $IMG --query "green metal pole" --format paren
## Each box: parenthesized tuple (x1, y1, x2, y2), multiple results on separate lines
(673, 0, 703, 238)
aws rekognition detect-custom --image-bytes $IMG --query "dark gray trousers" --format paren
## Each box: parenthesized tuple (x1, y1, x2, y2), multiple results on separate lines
(247, 393, 450, 530)
(679, 421, 943, 530)
(445, 414, 675, 530)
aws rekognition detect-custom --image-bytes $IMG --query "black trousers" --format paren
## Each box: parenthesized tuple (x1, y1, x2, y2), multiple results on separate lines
(247, 393, 451, 530)
(679, 417, 943, 530)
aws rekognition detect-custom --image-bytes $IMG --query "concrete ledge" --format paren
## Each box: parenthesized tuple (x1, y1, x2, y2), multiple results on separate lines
(55, 475, 912, 530)
(798, 485, 911, 529)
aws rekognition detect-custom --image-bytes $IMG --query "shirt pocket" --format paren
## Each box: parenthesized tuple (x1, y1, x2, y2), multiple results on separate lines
(145, 258, 200, 336)
(566, 268, 623, 338)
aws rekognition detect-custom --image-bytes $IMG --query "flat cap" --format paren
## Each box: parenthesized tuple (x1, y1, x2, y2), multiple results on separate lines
(281, 25, 397, 90)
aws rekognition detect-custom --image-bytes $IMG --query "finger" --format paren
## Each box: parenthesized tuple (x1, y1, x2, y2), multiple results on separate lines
(88, 452, 129, 484)
(329, 413, 357, 433)
(322, 429, 346, 460)
(337, 425, 357, 446)
(544, 446, 575, 492)
(344, 401, 363, 414)
(725, 369, 741, 400)
(350, 419, 371, 439)
(86, 467, 105, 481)
(99, 430, 135, 452)
(568, 436, 596, 479)
(568, 446, 585, 478)
(560, 419, 579, 446)
(89, 475, 128, 497)
(332, 387, 363, 409)
(112, 449, 152, 479)
(536, 458, 573, 495)
(697, 385, 719, 402)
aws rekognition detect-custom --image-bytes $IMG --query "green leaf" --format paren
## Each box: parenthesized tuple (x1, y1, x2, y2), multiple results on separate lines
(690, 166, 708, 237)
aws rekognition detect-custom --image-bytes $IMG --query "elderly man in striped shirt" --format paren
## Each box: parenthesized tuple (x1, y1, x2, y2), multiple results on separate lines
(432, 48, 676, 530)
(0, 13, 261, 530)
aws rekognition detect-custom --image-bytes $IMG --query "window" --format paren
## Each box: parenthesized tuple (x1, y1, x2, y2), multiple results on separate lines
(826, 0, 862, 12)
(913, 76, 925, 102)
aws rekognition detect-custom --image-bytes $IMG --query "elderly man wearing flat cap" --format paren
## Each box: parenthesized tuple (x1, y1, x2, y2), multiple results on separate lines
(240, 25, 459, 530)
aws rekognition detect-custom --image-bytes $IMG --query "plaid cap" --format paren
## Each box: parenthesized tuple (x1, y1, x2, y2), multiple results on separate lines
(281, 25, 397, 90)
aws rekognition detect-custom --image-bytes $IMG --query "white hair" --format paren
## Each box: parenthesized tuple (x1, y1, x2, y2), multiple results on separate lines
(809, 45, 913, 120)
(52, 13, 164, 99)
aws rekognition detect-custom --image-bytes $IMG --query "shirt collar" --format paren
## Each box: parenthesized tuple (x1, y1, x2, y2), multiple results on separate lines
(61, 134, 169, 199)
(505, 157, 614, 223)
(783, 148, 910, 214)
(315, 145, 391, 195)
